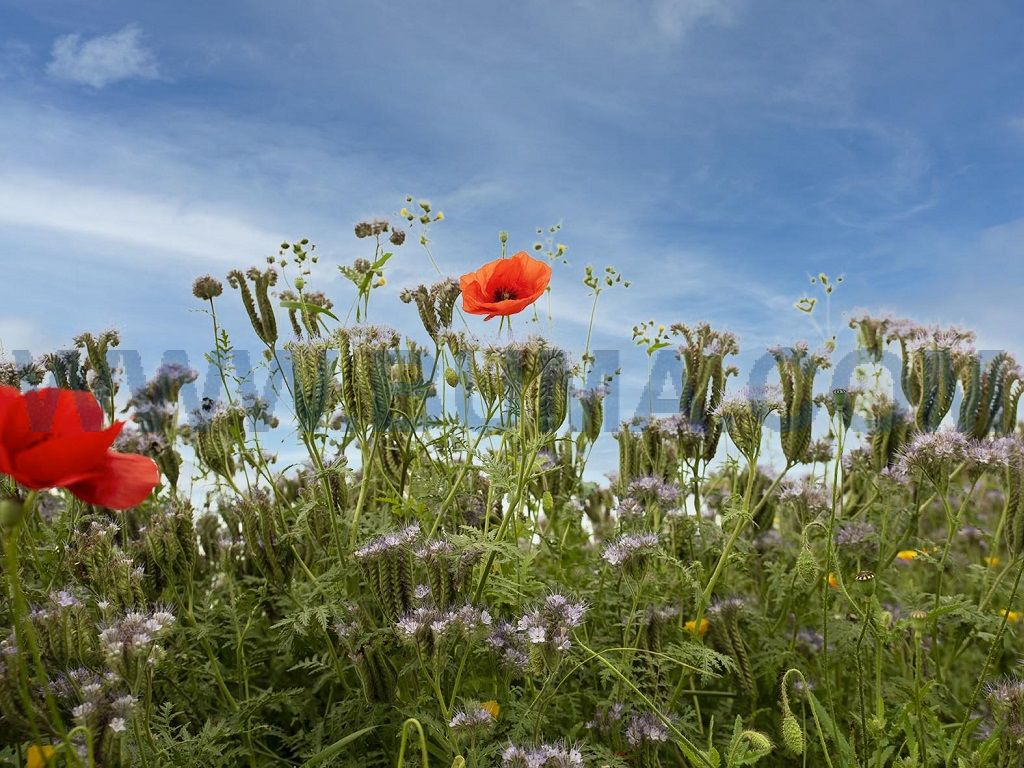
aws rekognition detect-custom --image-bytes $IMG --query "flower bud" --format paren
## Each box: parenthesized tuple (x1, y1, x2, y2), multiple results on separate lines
(782, 714, 804, 755)
(0, 498, 24, 529)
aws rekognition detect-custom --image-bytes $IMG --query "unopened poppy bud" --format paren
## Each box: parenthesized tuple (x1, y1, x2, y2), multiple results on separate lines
(0, 498, 25, 529)
(781, 713, 804, 755)
(444, 368, 459, 388)
(294, 277, 305, 291)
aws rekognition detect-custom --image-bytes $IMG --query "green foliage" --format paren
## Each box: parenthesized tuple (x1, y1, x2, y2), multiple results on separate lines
(3, 223, 1024, 768)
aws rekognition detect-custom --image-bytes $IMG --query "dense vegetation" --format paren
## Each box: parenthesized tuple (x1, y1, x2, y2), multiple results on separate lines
(3, 212, 1024, 767)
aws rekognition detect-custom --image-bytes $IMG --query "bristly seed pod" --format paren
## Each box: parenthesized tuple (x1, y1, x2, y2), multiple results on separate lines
(227, 268, 279, 346)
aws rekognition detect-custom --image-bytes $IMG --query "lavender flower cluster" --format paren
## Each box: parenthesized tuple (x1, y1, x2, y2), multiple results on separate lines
(486, 594, 587, 670)
(602, 532, 659, 570)
(501, 741, 584, 768)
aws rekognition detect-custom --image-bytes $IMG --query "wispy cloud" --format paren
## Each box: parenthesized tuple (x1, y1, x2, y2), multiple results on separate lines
(651, 0, 740, 41)
(47, 25, 158, 88)
(0, 172, 282, 264)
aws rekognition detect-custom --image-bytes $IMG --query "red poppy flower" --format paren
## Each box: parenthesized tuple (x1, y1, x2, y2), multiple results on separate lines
(459, 251, 552, 320)
(0, 386, 159, 510)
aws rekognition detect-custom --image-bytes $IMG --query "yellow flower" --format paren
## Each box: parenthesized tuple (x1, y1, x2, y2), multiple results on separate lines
(684, 618, 709, 637)
(896, 550, 919, 562)
(375, 278, 386, 287)
(400, 207, 410, 218)
(984, 556, 1001, 568)
(435, 211, 445, 221)
(827, 573, 839, 589)
(999, 609, 1021, 623)
(481, 700, 500, 719)
(27, 745, 56, 768)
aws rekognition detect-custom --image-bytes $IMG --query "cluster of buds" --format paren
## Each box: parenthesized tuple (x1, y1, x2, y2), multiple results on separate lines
(354, 524, 420, 619)
(39, 349, 87, 390)
(848, 312, 895, 363)
(499, 338, 571, 437)
(770, 343, 831, 465)
(285, 338, 333, 435)
(708, 597, 754, 697)
(716, 387, 784, 462)
(985, 676, 1024, 751)
(640, 606, 680, 655)
(219, 489, 292, 582)
(28, 590, 98, 667)
(136, 503, 198, 589)
(614, 416, 694, 488)
(501, 741, 584, 768)
(99, 608, 175, 682)
(127, 362, 197, 487)
(190, 400, 247, 480)
(334, 325, 403, 434)
(957, 351, 1023, 439)
(353, 219, 392, 239)
(576, 384, 609, 443)
(192, 274, 224, 301)
(864, 396, 913, 471)
(70, 521, 147, 609)
(348, 638, 396, 704)
(53, 669, 137, 765)
(417, 538, 482, 608)
(602, 532, 660, 576)
(893, 322, 974, 433)
(1000, 440, 1024, 556)
(227, 267, 279, 347)
(395, 604, 492, 654)
(399, 278, 461, 341)
(73, 329, 121, 415)
(0, 356, 44, 388)
(672, 323, 740, 463)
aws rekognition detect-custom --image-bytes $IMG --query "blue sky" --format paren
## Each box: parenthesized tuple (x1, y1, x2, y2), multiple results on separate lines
(1, 1, 1024, 471)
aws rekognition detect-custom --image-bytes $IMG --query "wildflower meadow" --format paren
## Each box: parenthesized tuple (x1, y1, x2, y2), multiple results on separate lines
(3, 213, 1024, 768)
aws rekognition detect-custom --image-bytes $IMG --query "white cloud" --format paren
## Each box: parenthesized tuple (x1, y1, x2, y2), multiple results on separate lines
(651, 0, 739, 41)
(0, 172, 282, 263)
(47, 25, 158, 89)
(0, 317, 57, 355)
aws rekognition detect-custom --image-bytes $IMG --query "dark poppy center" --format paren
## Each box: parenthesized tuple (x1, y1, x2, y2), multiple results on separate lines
(493, 287, 518, 301)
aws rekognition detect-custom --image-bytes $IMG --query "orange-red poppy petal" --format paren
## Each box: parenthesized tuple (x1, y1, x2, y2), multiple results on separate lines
(65, 452, 160, 510)
(459, 251, 552, 320)
(12, 423, 122, 489)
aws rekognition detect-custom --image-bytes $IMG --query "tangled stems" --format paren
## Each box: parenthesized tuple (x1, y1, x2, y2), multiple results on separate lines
(694, 458, 792, 628)
(2, 494, 78, 764)
(576, 639, 714, 768)
(946, 553, 1024, 765)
